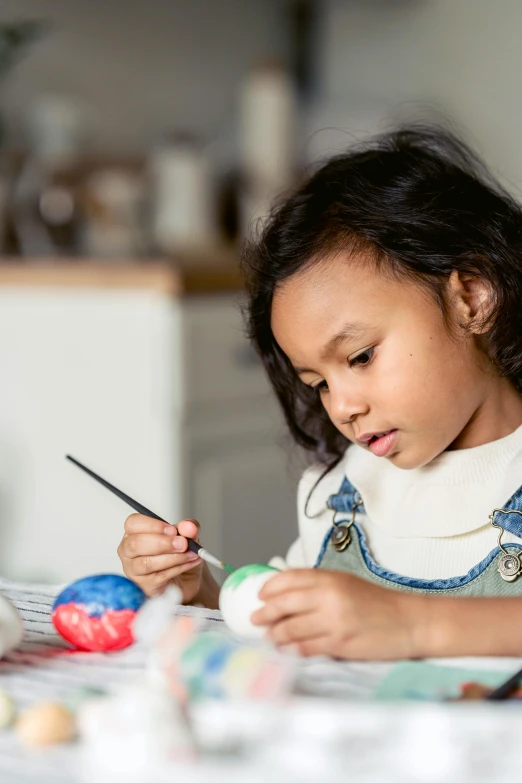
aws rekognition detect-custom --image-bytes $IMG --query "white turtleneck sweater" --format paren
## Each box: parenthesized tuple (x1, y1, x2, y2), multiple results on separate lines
(279, 424, 522, 579)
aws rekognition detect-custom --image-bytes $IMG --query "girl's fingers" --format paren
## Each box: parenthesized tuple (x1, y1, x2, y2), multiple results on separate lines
(267, 613, 323, 647)
(295, 635, 333, 658)
(124, 514, 175, 536)
(251, 589, 314, 626)
(123, 514, 201, 542)
(177, 518, 200, 541)
(120, 533, 181, 560)
(143, 559, 202, 591)
(258, 569, 321, 600)
(133, 551, 200, 576)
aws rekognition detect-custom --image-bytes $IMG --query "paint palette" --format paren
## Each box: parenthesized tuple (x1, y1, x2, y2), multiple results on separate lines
(52, 574, 146, 652)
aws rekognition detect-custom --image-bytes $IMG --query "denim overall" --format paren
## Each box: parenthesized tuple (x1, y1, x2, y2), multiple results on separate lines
(315, 476, 522, 596)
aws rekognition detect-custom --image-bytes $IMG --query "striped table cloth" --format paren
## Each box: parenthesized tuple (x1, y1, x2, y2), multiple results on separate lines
(0, 579, 225, 782)
(0, 579, 385, 783)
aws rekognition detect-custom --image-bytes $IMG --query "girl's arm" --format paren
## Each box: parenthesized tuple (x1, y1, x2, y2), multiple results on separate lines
(417, 594, 522, 658)
(252, 569, 522, 660)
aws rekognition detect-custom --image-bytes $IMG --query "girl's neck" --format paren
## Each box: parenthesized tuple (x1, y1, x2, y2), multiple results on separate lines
(450, 377, 522, 451)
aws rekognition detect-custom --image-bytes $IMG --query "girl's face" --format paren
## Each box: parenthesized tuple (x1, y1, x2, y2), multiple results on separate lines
(271, 254, 520, 469)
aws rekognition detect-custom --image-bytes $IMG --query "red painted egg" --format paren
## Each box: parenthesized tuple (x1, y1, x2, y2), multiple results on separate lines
(52, 574, 146, 652)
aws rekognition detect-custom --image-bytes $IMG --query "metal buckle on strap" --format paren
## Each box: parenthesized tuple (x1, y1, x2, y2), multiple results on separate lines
(331, 499, 362, 553)
(489, 508, 522, 582)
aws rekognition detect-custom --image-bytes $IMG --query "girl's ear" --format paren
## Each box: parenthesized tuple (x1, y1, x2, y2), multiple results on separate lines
(448, 269, 495, 334)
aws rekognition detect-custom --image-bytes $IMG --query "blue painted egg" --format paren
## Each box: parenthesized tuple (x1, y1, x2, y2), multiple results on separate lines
(52, 574, 146, 652)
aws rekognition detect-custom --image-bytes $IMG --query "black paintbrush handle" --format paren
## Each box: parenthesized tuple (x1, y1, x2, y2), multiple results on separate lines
(486, 665, 522, 701)
(66, 455, 201, 556)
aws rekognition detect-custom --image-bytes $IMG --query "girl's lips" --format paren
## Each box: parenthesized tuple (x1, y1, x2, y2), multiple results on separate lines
(368, 429, 398, 457)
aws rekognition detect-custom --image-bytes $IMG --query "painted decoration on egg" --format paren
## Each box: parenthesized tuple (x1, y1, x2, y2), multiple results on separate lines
(52, 574, 146, 652)
(219, 563, 279, 640)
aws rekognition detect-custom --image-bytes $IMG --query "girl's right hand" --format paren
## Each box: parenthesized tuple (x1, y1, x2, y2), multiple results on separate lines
(117, 514, 204, 602)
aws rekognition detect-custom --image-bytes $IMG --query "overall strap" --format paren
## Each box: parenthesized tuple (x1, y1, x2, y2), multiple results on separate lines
(327, 476, 365, 515)
(490, 484, 522, 538)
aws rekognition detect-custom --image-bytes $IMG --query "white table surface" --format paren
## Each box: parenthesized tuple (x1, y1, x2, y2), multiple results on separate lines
(0, 578, 394, 782)
(1, 579, 522, 783)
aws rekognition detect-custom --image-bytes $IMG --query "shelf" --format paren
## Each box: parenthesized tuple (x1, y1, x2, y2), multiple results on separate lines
(0, 255, 244, 296)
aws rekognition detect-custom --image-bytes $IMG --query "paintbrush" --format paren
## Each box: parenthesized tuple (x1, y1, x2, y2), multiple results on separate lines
(66, 455, 234, 574)
(485, 664, 522, 701)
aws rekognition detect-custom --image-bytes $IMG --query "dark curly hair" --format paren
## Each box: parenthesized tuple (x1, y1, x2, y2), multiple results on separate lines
(241, 126, 522, 467)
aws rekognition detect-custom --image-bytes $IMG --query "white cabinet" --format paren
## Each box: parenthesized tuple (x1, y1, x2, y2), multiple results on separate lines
(0, 282, 299, 583)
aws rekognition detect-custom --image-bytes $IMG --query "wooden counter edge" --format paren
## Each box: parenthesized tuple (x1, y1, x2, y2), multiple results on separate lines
(0, 259, 245, 296)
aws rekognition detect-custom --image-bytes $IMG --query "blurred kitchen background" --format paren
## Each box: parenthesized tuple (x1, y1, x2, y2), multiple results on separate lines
(0, 0, 519, 583)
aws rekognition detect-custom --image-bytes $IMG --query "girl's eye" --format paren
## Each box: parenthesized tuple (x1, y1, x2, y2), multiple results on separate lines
(313, 379, 329, 393)
(349, 347, 375, 368)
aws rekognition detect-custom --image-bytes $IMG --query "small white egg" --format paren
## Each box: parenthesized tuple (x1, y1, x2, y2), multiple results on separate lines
(16, 702, 76, 746)
(219, 564, 279, 640)
(0, 595, 23, 658)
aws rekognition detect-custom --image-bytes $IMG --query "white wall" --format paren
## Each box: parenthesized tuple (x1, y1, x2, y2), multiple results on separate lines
(311, 0, 522, 194)
(0, 0, 288, 155)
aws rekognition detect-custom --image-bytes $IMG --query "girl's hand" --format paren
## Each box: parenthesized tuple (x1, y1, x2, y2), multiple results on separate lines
(117, 514, 204, 602)
(251, 569, 425, 661)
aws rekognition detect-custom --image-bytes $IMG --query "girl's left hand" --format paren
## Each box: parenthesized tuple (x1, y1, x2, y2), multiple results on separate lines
(251, 569, 426, 661)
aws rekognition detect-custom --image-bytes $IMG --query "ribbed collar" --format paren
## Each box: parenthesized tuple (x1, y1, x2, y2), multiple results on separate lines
(344, 423, 522, 538)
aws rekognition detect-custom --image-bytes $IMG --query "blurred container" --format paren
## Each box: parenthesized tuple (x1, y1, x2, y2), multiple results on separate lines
(0, 175, 8, 254)
(27, 93, 93, 167)
(239, 63, 296, 189)
(149, 134, 218, 255)
(80, 169, 146, 259)
(238, 63, 297, 238)
(11, 158, 78, 258)
(11, 93, 94, 257)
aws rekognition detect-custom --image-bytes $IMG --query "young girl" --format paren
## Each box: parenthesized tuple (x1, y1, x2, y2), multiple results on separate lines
(118, 126, 522, 661)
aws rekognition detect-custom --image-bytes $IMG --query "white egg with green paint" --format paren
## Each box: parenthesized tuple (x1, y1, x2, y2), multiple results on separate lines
(219, 564, 279, 640)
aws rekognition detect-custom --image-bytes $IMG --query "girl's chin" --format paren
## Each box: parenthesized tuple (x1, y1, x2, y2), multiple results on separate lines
(388, 451, 419, 469)
(385, 441, 422, 470)
(389, 445, 443, 470)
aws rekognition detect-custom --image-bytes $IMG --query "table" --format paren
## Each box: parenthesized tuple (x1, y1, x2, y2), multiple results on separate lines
(1, 579, 522, 783)
(0, 579, 391, 782)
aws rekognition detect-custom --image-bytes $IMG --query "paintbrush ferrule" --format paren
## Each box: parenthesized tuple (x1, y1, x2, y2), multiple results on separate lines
(197, 548, 225, 571)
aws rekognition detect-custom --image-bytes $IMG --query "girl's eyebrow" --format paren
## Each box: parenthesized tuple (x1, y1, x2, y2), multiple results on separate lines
(295, 322, 367, 374)
(320, 322, 368, 360)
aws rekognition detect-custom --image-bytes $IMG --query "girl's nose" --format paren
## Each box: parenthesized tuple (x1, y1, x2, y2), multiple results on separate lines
(328, 384, 369, 426)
